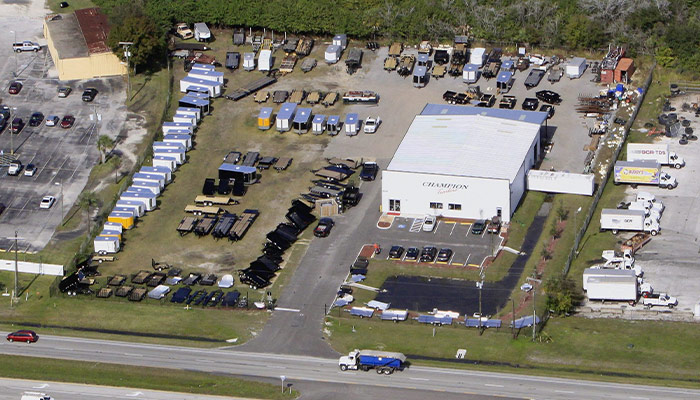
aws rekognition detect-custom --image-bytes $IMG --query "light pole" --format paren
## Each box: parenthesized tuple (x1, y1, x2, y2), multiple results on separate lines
(574, 206, 582, 256)
(10, 30, 17, 77)
(1, 231, 25, 302)
(55, 181, 64, 223)
(527, 277, 542, 341)
(119, 42, 134, 100)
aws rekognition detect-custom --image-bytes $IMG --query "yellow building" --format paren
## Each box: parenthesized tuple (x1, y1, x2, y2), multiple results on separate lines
(43, 8, 127, 81)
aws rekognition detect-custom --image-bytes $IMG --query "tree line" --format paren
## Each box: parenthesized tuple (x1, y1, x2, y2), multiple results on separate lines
(98, 0, 699, 75)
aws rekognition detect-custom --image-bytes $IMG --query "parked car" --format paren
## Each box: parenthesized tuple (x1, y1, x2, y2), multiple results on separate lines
(487, 218, 501, 234)
(522, 98, 539, 111)
(7, 160, 22, 176)
(471, 219, 487, 235)
(388, 245, 404, 259)
(82, 88, 98, 102)
(436, 248, 453, 262)
(60, 115, 75, 129)
(363, 116, 381, 133)
(24, 164, 37, 176)
(313, 217, 334, 237)
(359, 162, 379, 181)
(422, 215, 436, 232)
(6, 330, 38, 343)
(8, 81, 22, 94)
(29, 112, 44, 127)
(420, 246, 438, 262)
(405, 247, 420, 261)
(58, 86, 72, 98)
(40, 195, 56, 209)
(45, 115, 59, 126)
(10, 117, 24, 133)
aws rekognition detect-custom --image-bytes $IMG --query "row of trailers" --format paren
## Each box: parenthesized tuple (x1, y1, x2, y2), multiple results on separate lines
(257, 102, 365, 136)
(93, 100, 201, 256)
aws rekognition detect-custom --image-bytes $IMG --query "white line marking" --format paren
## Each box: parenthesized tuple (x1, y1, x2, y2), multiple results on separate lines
(275, 307, 301, 312)
(485, 384, 504, 387)
(629, 397, 649, 400)
(555, 390, 575, 394)
(409, 377, 429, 381)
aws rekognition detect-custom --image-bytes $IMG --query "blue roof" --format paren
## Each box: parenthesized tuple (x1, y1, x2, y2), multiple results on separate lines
(345, 113, 358, 124)
(189, 70, 224, 79)
(181, 76, 220, 87)
(163, 121, 193, 129)
(163, 134, 191, 141)
(414, 65, 427, 76)
(333, 298, 352, 307)
(153, 141, 186, 151)
(123, 190, 157, 199)
(133, 172, 163, 181)
(259, 107, 273, 118)
(463, 64, 479, 71)
(187, 91, 210, 99)
(192, 63, 214, 70)
(141, 166, 170, 174)
(328, 115, 340, 125)
(95, 235, 118, 242)
(350, 307, 374, 318)
(497, 71, 513, 83)
(177, 107, 199, 113)
(293, 108, 312, 123)
(416, 315, 453, 325)
(465, 319, 502, 328)
(511, 315, 540, 329)
(278, 102, 297, 120)
(179, 96, 210, 107)
(501, 60, 514, 70)
(153, 147, 185, 154)
(313, 114, 326, 123)
(417, 53, 429, 63)
(326, 44, 340, 53)
(421, 103, 548, 125)
(219, 163, 257, 174)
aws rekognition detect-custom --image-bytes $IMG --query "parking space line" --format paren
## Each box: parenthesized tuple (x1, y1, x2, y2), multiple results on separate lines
(463, 253, 471, 266)
(460, 222, 471, 225)
(467, 263, 480, 267)
(449, 222, 456, 235)
(433, 220, 440, 233)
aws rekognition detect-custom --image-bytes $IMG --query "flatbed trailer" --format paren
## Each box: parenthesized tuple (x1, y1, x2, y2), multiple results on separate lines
(229, 209, 260, 241)
(226, 77, 277, 101)
(388, 42, 403, 57)
(327, 157, 360, 169)
(300, 58, 317, 72)
(289, 89, 306, 104)
(321, 92, 338, 107)
(432, 65, 446, 78)
(254, 91, 269, 103)
(195, 195, 239, 206)
(212, 213, 237, 238)
(194, 216, 217, 236)
(185, 205, 223, 216)
(280, 54, 297, 74)
(306, 91, 322, 105)
(384, 56, 398, 71)
(295, 37, 314, 56)
(274, 157, 293, 171)
(342, 91, 378, 104)
(177, 216, 199, 235)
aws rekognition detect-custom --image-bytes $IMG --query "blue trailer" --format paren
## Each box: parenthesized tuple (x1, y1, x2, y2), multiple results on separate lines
(338, 349, 407, 374)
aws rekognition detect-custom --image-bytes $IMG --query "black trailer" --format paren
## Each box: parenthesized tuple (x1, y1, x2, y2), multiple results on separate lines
(174, 43, 210, 51)
(345, 48, 363, 74)
(212, 213, 237, 238)
(225, 52, 240, 70)
(242, 151, 260, 167)
(524, 69, 545, 89)
(202, 178, 216, 195)
(274, 223, 300, 243)
(226, 76, 277, 101)
(266, 231, 293, 251)
(434, 49, 450, 65)
(229, 209, 259, 241)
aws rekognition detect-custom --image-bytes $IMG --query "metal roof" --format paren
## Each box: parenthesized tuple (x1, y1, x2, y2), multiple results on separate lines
(416, 315, 453, 325)
(313, 114, 326, 123)
(501, 60, 514, 70)
(293, 108, 312, 123)
(417, 53, 429, 63)
(163, 121, 193, 129)
(345, 113, 358, 124)
(179, 96, 209, 107)
(380, 309, 407, 320)
(421, 103, 548, 125)
(511, 315, 540, 329)
(163, 134, 191, 141)
(414, 65, 427, 77)
(218, 163, 257, 174)
(187, 91, 210, 99)
(388, 109, 544, 182)
(497, 71, 513, 83)
(328, 115, 340, 125)
(568, 57, 587, 68)
(259, 107, 273, 118)
(192, 63, 214, 70)
(463, 64, 479, 71)
(278, 102, 296, 120)
(350, 307, 374, 317)
(74, 8, 111, 54)
(326, 44, 340, 53)
(188, 70, 224, 79)
(181, 76, 220, 87)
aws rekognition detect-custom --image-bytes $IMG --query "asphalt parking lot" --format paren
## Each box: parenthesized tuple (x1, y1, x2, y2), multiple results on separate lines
(0, 8, 127, 251)
(622, 97, 700, 315)
(375, 216, 500, 267)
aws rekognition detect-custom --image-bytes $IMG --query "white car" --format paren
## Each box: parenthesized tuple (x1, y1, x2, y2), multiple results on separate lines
(363, 116, 381, 133)
(422, 215, 436, 232)
(45, 115, 59, 127)
(40, 195, 56, 209)
(24, 164, 37, 176)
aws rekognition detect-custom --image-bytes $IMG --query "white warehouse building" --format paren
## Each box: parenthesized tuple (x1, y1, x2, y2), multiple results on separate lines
(381, 104, 548, 223)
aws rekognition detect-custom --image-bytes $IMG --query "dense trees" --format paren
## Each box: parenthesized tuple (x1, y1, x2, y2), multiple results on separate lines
(105, 2, 165, 70)
(93, 0, 700, 74)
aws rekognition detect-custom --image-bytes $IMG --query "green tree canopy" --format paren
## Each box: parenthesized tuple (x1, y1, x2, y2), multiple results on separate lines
(544, 275, 581, 316)
(107, 10, 164, 70)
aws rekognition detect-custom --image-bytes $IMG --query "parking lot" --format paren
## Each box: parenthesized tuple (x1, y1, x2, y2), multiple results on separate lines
(374, 216, 500, 268)
(0, 6, 127, 251)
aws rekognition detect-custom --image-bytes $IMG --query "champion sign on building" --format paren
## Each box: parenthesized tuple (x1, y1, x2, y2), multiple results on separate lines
(422, 181, 469, 195)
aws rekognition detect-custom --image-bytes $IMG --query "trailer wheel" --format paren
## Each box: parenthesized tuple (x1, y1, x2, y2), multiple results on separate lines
(384, 368, 393, 375)
(611, 229, 619, 235)
(361, 365, 369, 371)
(340, 364, 348, 371)
(669, 304, 675, 309)
(674, 164, 682, 169)
(376, 368, 384, 374)
(98, 259, 103, 264)
(651, 230, 658, 236)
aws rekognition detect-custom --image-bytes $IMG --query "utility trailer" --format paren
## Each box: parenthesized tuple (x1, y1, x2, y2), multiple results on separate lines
(212, 213, 237, 238)
(195, 195, 238, 206)
(388, 42, 403, 57)
(345, 48, 363, 74)
(524, 69, 545, 89)
(194, 216, 217, 236)
(338, 350, 407, 374)
(397, 55, 415, 77)
(279, 54, 297, 74)
(383, 56, 398, 71)
(274, 157, 292, 171)
(342, 91, 378, 104)
(185, 205, 223, 216)
(229, 209, 259, 241)
(300, 58, 317, 72)
(321, 92, 338, 107)
(295, 37, 314, 56)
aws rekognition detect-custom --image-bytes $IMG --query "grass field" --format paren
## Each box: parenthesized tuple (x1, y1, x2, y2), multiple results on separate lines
(47, 0, 95, 13)
(1, 355, 298, 399)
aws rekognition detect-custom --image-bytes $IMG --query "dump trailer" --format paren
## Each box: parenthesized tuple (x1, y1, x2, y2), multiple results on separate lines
(613, 160, 677, 189)
(600, 209, 660, 236)
(339, 349, 407, 374)
(626, 143, 684, 169)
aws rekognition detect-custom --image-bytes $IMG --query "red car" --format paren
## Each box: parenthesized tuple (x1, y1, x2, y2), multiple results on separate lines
(60, 115, 75, 129)
(8, 81, 22, 95)
(6, 330, 38, 343)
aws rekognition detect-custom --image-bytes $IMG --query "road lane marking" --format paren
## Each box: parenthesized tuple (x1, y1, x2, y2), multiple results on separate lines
(555, 390, 574, 394)
(275, 307, 301, 312)
(409, 377, 429, 381)
(629, 397, 649, 400)
(484, 383, 504, 387)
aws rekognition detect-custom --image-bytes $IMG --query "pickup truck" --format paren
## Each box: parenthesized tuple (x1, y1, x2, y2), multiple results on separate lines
(13, 41, 41, 52)
(642, 293, 677, 308)
(175, 23, 193, 40)
(7, 160, 22, 176)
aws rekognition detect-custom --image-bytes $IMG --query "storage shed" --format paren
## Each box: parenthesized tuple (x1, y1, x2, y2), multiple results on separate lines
(276, 102, 297, 132)
(243, 52, 256, 71)
(162, 121, 193, 135)
(325, 45, 341, 64)
(312, 115, 326, 135)
(120, 191, 157, 212)
(496, 71, 514, 93)
(218, 163, 258, 185)
(115, 200, 145, 218)
(462, 64, 480, 83)
(107, 211, 135, 229)
(614, 58, 635, 84)
(140, 166, 172, 183)
(179, 76, 221, 97)
(327, 115, 340, 136)
(293, 108, 312, 133)
(345, 113, 359, 136)
(332, 34, 347, 49)
(163, 134, 192, 151)
(413, 65, 427, 88)
(258, 107, 274, 130)
(566, 57, 587, 79)
(130, 179, 161, 195)
(188, 69, 224, 84)
(153, 147, 186, 165)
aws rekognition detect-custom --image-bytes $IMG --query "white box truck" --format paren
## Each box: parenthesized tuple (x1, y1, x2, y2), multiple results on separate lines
(626, 143, 684, 169)
(613, 160, 677, 189)
(627, 201, 661, 220)
(583, 268, 637, 303)
(600, 208, 660, 236)
(194, 23, 211, 42)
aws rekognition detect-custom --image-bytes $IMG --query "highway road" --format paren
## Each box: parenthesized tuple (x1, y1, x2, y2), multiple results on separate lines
(2, 333, 698, 400)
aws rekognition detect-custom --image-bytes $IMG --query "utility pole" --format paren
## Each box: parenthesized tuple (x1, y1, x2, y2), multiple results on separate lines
(511, 298, 515, 339)
(527, 277, 542, 342)
(476, 279, 483, 335)
(119, 42, 134, 100)
(2, 231, 26, 302)
(10, 30, 17, 77)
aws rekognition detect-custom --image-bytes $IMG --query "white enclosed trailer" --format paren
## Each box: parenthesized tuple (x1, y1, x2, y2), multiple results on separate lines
(179, 76, 221, 97)
(194, 23, 211, 42)
(154, 148, 186, 165)
(583, 268, 637, 302)
(130, 179, 161, 195)
(132, 172, 165, 190)
(527, 170, 594, 196)
(469, 48, 486, 66)
(325, 45, 342, 64)
(163, 134, 192, 151)
(566, 57, 587, 79)
(162, 121, 194, 135)
(176, 107, 201, 122)
(94, 236, 120, 255)
(120, 191, 157, 211)
(188, 69, 224, 84)
(173, 113, 197, 126)
(258, 49, 272, 71)
(140, 166, 172, 183)
(116, 200, 145, 218)
(243, 52, 256, 71)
